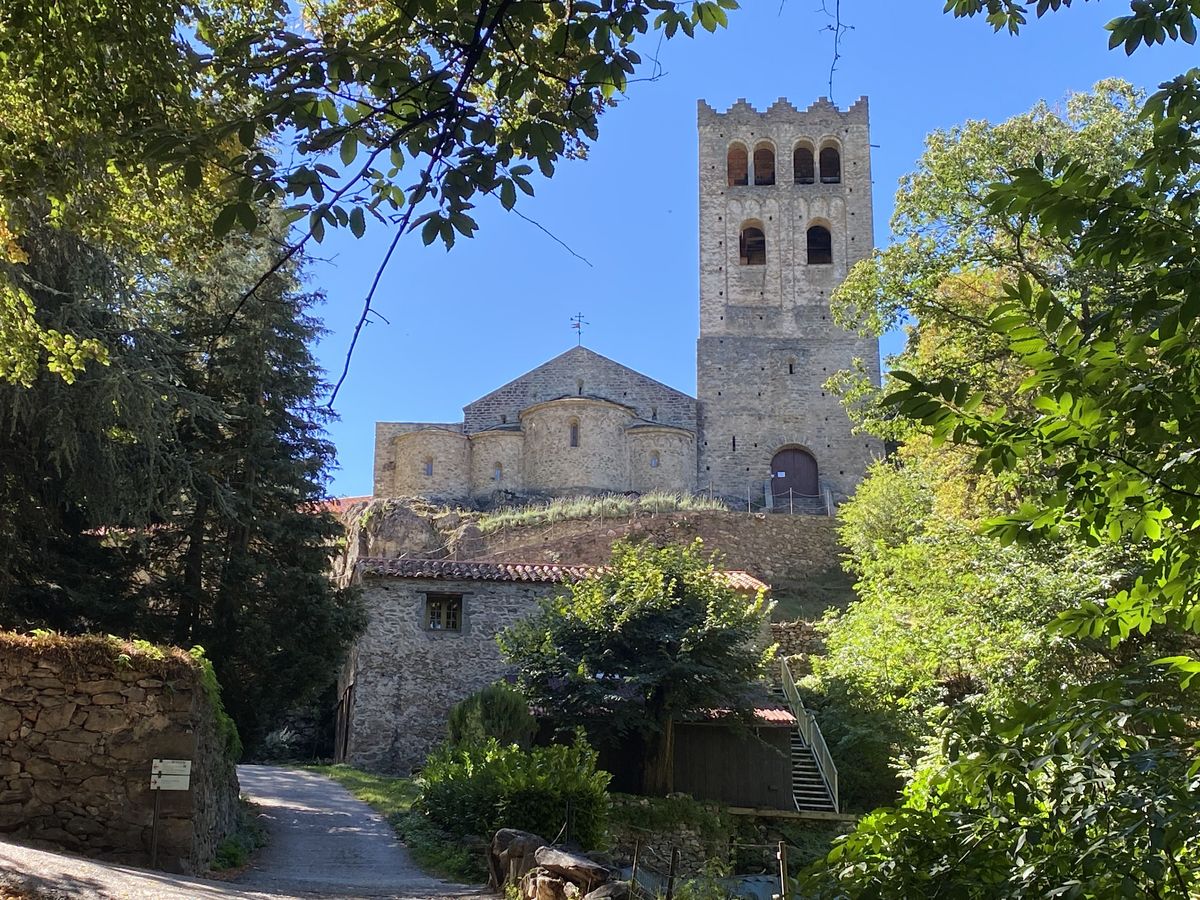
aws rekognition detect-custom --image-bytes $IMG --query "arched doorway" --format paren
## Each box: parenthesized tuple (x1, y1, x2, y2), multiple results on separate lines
(771, 447, 818, 497)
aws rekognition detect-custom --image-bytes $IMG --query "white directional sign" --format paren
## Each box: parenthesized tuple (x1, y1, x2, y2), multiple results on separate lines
(150, 759, 192, 791)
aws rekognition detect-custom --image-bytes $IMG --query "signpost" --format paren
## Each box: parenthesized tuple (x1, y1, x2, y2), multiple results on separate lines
(149, 759, 191, 867)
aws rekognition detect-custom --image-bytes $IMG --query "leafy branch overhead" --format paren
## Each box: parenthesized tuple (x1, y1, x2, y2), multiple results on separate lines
(171, 0, 740, 250)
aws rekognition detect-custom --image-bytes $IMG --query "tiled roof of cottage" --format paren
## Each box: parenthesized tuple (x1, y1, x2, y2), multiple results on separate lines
(355, 557, 769, 593)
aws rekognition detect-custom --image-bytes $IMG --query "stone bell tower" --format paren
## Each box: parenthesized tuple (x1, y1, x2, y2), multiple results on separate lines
(694, 97, 882, 506)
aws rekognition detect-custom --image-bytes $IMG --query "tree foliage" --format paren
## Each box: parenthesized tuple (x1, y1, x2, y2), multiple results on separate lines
(809, 2, 1200, 895)
(499, 540, 772, 794)
(447, 682, 537, 749)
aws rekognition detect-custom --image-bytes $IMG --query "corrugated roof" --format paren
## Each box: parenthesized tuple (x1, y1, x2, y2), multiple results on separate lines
(356, 557, 769, 593)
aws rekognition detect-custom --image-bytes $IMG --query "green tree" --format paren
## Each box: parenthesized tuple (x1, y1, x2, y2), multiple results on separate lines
(807, 2, 1200, 895)
(499, 540, 772, 795)
(447, 682, 537, 749)
(141, 227, 364, 749)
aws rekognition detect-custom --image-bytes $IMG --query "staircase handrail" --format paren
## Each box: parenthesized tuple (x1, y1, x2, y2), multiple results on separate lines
(780, 658, 840, 814)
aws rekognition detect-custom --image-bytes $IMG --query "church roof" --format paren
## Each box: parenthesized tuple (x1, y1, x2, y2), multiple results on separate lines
(463, 343, 700, 432)
(356, 557, 768, 593)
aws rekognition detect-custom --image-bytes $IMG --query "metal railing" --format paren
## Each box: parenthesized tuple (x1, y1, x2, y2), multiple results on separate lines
(780, 657, 839, 814)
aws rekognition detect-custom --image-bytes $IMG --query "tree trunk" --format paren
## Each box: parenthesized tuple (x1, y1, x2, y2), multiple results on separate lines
(641, 718, 675, 795)
(175, 497, 208, 646)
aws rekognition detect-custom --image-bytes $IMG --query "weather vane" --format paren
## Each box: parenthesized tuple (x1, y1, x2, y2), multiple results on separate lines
(570, 312, 589, 345)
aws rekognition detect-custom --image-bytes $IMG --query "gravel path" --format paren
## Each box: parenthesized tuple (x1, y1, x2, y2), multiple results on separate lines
(234, 765, 481, 899)
(0, 765, 482, 899)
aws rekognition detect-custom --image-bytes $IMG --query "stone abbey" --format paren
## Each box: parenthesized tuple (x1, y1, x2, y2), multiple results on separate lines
(373, 96, 883, 506)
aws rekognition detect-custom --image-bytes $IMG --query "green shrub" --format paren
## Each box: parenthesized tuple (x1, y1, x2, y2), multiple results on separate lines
(417, 735, 611, 848)
(448, 682, 536, 749)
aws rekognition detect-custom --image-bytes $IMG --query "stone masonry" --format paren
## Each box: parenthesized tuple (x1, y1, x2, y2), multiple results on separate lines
(373, 346, 698, 501)
(337, 558, 769, 775)
(340, 573, 552, 773)
(371, 97, 883, 506)
(0, 634, 239, 873)
(696, 97, 884, 503)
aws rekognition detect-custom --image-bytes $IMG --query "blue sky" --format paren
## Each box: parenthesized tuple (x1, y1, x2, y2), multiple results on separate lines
(309, 2, 1194, 497)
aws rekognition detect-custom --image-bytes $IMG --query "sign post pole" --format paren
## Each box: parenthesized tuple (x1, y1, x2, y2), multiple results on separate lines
(150, 789, 161, 868)
(148, 758, 192, 869)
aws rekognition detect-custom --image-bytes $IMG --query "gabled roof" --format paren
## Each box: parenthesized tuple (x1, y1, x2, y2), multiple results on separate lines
(465, 345, 695, 411)
(355, 557, 769, 593)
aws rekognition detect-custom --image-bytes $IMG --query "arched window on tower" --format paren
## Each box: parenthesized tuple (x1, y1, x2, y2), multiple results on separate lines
(740, 224, 766, 266)
(807, 226, 832, 265)
(569, 418, 580, 448)
(753, 143, 775, 185)
(493, 462, 503, 482)
(793, 146, 815, 184)
(650, 452, 660, 469)
(819, 145, 841, 184)
(727, 144, 748, 186)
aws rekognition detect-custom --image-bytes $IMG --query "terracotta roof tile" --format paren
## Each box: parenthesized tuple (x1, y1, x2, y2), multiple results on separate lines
(355, 557, 769, 593)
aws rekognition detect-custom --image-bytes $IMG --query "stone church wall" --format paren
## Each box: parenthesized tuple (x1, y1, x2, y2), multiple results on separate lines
(344, 576, 554, 773)
(628, 427, 696, 494)
(0, 634, 239, 873)
(469, 429, 524, 498)
(520, 398, 636, 495)
(390, 428, 470, 499)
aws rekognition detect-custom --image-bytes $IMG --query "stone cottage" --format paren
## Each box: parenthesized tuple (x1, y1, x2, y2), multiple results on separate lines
(372, 96, 884, 507)
(334, 558, 769, 775)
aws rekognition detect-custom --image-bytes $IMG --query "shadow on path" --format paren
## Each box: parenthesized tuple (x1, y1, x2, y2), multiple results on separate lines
(235, 764, 482, 899)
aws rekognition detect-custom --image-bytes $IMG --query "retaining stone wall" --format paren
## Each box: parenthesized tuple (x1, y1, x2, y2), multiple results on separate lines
(0, 635, 239, 873)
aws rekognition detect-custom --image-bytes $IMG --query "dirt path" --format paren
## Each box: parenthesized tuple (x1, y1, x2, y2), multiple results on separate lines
(234, 764, 480, 899)
(0, 766, 480, 899)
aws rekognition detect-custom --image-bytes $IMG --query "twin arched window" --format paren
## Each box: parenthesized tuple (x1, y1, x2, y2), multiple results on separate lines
(738, 223, 831, 266)
(729, 141, 840, 186)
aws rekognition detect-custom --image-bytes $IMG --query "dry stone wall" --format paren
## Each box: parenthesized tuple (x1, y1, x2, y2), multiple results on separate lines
(0, 634, 239, 873)
(339, 502, 847, 605)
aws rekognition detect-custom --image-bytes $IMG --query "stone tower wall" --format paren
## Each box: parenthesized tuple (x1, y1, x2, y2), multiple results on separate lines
(695, 97, 883, 502)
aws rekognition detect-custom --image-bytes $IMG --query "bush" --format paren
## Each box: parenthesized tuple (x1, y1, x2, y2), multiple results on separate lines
(417, 735, 611, 848)
(448, 683, 536, 749)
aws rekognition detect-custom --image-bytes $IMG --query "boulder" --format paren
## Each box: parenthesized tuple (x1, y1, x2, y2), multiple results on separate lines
(490, 828, 548, 888)
(521, 868, 574, 900)
(534, 846, 612, 890)
(584, 882, 631, 900)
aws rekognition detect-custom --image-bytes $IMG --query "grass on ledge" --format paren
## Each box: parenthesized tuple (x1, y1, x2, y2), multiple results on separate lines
(477, 492, 730, 534)
(304, 764, 486, 883)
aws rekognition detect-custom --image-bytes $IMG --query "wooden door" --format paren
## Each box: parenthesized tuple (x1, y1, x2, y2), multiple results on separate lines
(771, 448, 818, 497)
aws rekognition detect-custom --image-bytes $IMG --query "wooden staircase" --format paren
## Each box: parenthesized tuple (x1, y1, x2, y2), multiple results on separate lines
(790, 730, 837, 812)
(777, 658, 840, 814)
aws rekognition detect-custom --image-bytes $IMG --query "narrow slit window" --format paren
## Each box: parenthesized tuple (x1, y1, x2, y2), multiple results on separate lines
(807, 226, 833, 265)
(569, 419, 580, 448)
(422, 457, 434, 477)
(727, 144, 748, 186)
(650, 452, 660, 469)
(753, 144, 775, 186)
(493, 463, 503, 482)
(739, 226, 766, 266)
(819, 146, 841, 184)
(732, 435, 737, 452)
(793, 146, 815, 184)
